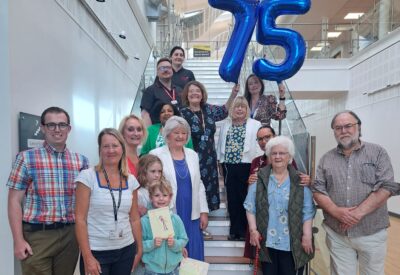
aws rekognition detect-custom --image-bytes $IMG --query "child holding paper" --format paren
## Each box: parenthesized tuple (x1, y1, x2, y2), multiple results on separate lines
(141, 180, 188, 275)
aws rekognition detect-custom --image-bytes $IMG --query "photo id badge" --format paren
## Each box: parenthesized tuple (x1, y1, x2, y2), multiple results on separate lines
(109, 223, 123, 240)
(171, 100, 178, 105)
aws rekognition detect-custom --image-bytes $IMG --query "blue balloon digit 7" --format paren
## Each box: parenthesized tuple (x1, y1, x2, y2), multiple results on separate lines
(208, 0, 259, 83)
(253, 0, 311, 82)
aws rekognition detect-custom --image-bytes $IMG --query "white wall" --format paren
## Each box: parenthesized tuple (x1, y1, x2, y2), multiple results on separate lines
(3, 0, 152, 273)
(297, 28, 400, 214)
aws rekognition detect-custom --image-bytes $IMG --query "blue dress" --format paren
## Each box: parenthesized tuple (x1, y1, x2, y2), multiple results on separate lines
(174, 159, 204, 261)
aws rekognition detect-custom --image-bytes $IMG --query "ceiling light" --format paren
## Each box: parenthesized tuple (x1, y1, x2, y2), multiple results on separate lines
(317, 42, 330, 47)
(327, 32, 342, 38)
(310, 46, 323, 51)
(344, 13, 364, 20)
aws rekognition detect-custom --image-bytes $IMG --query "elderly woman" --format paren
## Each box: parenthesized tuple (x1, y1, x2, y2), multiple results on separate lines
(170, 46, 196, 89)
(244, 136, 315, 275)
(119, 114, 147, 177)
(75, 128, 142, 275)
(141, 103, 193, 155)
(150, 116, 209, 261)
(180, 80, 238, 212)
(217, 96, 263, 240)
(244, 74, 286, 126)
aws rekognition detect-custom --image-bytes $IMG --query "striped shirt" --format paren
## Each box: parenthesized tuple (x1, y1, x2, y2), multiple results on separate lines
(312, 141, 399, 237)
(7, 141, 89, 224)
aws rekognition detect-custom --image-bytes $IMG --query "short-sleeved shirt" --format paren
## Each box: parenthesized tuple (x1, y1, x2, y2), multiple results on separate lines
(140, 80, 183, 124)
(224, 124, 246, 164)
(172, 67, 195, 89)
(312, 141, 399, 237)
(75, 167, 140, 250)
(7, 141, 89, 224)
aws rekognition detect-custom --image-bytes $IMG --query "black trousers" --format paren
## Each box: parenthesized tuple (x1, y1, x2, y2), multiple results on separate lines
(261, 248, 305, 275)
(222, 163, 251, 237)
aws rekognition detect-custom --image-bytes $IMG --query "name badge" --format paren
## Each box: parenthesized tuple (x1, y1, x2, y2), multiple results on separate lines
(109, 223, 123, 240)
(171, 100, 178, 105)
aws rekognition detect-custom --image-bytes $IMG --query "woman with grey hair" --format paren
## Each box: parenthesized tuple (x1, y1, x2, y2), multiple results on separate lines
(217, 96, 263, 240)
(150, 116, 209, 260)
(244, 135, 315, 275)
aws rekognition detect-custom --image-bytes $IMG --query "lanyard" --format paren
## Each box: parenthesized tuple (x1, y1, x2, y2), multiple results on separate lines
(160, 83, 176, 101)
(103, 168, 122, 222)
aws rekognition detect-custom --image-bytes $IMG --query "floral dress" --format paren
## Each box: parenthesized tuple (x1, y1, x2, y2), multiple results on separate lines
(250, 94, 286, 126)
(180, 104, 228, 211)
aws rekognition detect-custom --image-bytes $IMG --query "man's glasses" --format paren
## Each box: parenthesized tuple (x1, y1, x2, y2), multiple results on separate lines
(158, 66, 172, 72)
(256, 135, 273, 142)
(333, 123, 358, 132)
(44, 122, 70, 131)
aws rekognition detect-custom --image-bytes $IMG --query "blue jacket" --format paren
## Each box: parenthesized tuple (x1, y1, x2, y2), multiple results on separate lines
(141, 212, 188, 273)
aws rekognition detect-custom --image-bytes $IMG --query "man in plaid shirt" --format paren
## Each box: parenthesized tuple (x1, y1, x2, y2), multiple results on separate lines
(7, 106, 89, 274)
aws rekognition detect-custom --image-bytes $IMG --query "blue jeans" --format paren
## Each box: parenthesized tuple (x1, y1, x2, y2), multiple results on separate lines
(143, 267, 179, 275)
(80, 243, 136, 275)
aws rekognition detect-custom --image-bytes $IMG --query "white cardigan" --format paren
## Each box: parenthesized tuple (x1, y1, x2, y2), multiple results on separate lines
(150, 146, 209, 220)
(217, 118, 263, 163)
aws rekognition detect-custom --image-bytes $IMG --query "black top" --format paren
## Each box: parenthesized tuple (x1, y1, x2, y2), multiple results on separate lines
(140, 80, 183, 124)
(172, 67, 195, 89)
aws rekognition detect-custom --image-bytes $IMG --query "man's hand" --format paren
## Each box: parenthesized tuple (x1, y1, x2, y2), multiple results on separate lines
(333, 206, 360, 226)
(14, 239, 33, 260)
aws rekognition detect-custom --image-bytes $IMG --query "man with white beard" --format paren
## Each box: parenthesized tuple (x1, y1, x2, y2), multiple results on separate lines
(312, 110, 399, 275)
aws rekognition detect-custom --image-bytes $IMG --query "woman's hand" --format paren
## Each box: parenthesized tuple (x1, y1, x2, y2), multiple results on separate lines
(278, 82, 285, 98)
(301, 234, 313, 254)
(83, 254, 102, 275)
(232, 84, 240, 96)
(138, 205, 148, 216)
(297, 172, 311, 186)
(249, 229, 261, 249)
(200, 213, 209, 230)
(132, 246, 143, 271)
(248, 173, 258, 185)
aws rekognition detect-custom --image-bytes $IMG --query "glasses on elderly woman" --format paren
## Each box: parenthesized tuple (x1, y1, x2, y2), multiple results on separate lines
(270, 151, 289, 157)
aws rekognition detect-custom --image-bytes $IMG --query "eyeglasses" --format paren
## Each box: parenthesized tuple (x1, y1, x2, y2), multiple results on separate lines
(256, 135, 273, 142)
(270, 152, 288, 157)
(44, 122, 70, 131)
(158, 66, 172, 72)
(333, 123, 358, 132)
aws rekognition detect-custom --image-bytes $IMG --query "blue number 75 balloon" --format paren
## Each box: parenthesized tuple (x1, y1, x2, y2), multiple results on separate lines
(208, 0, 259, 83)
(253, 0, 311, 82)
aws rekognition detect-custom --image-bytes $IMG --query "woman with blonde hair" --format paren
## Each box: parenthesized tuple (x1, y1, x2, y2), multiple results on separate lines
(119, 114, 147, 177)
(217, 96, 263, 240)
(75, 128, 142, 275)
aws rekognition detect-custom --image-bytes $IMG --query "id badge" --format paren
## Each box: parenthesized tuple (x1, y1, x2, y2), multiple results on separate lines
(171, 100, 178, 105)
(109, 223, 123, 240)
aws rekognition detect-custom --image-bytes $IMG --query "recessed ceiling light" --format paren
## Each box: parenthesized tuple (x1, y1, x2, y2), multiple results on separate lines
(310, 46, 323, 51)
(327, 32, 342, 38)
(344, 13, 364, 20)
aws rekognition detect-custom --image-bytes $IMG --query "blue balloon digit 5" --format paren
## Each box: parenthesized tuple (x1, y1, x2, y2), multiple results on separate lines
(208, 0, 259, 84)
(253, 0, 311, 82)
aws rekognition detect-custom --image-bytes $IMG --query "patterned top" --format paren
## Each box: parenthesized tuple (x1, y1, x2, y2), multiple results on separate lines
(224, 123, 246, 164)
(244, 174, 315, 251)
(250, 94, 286, 126)
(7, 141, 89, 223)
(312, 141, 399, 237)
(155, 132, 165, 148)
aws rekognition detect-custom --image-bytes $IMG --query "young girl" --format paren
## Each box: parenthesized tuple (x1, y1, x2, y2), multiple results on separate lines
(137, 155, 164, 215)
(141, 180, 188, 275)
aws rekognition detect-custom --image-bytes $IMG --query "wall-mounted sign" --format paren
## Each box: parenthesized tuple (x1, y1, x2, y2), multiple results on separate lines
(19, 112, 44, 152)
(193, 45, 211, 58)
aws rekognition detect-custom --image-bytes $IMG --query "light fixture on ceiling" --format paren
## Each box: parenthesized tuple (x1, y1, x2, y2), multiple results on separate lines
(344, 13, 364, 20)
(109, 30, 126, 39)
(310, 46, 323, 51)
(96, 0, 105, 2)
(327, 32, 342, 38)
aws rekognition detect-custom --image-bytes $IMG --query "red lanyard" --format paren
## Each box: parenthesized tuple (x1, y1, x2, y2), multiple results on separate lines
(160, 84, 176, 101)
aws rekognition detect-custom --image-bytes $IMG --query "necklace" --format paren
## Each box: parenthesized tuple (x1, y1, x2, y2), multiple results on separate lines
(173, 159, 189, 179)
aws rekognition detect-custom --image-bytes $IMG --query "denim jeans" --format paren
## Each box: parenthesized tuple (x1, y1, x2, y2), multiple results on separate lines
(80, 242, 136, 275)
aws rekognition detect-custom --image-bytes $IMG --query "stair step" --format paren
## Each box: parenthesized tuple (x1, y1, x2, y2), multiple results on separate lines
(208, 263, 254, 275)
(205, 240, 245, 257)
(205, 256, 251, 264)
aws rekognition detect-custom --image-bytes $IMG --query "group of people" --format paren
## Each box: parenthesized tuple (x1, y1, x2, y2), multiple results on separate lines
(6, 45, 398, 275)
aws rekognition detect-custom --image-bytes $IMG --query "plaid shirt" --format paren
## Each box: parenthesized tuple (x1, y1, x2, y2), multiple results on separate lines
(7, 141, 89, 224)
